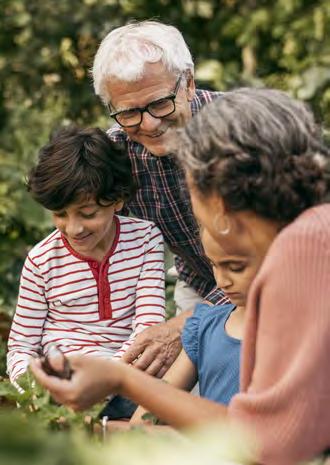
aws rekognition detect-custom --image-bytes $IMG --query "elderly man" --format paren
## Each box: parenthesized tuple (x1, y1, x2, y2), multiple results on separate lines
(92, 20, 228, 378)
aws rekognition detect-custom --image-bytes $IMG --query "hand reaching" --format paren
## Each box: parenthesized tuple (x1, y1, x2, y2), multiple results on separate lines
(122, 320, 182, 377)
(30, 355, 124, 410)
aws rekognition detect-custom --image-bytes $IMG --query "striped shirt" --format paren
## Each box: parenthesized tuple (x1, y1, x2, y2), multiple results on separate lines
(7, 215, 165, 382)
(108, 89, 228, 305)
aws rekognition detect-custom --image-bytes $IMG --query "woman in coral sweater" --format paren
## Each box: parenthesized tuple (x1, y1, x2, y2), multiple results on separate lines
(31, 88, 330, 465)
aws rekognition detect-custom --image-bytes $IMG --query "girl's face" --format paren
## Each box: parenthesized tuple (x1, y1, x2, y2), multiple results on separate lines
(52, 195, 123, 261)
(201, 228, 259, 307)
(187, 176, 279, 305)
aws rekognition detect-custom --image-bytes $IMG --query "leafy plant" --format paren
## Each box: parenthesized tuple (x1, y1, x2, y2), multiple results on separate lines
(0, 409, 83, 465)
(0, 405, 254, 465)
(0, 337, 7, 377)
(0, 370, 101, 432)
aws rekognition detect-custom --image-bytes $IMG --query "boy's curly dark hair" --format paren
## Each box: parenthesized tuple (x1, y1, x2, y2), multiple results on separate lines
(27, 126, 136, 211)
(176, 88, 329, 223)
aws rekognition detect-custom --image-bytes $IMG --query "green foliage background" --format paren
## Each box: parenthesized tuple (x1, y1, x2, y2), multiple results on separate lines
(0, 0, 329, 341)
(0, 2, 329, 459)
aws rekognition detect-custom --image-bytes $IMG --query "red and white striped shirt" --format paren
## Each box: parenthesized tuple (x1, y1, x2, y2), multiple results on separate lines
(7, 215, 165, 382)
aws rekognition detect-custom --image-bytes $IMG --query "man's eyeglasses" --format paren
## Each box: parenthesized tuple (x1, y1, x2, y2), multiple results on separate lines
(108, 75, 183, 128)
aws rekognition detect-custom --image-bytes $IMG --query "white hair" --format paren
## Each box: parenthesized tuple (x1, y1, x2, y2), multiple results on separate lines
(92, 20, 194, 103)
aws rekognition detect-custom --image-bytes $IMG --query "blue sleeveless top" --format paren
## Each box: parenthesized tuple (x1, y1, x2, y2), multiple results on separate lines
(182, 303, 240, 406)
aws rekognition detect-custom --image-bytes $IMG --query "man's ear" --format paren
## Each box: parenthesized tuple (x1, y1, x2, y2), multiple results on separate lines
(185, 71, 196, 102)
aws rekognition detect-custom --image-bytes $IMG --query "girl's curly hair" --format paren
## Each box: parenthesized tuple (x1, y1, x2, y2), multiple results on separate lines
(175, 87, 329, 223)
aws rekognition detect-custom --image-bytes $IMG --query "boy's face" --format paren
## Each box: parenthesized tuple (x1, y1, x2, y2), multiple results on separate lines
(201, 228, 259, 308)
(52, 196, 123, 261)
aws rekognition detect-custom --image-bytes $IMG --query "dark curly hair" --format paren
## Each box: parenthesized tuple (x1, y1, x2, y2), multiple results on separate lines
(175, 87, 330, 223)
(27, 126, 136, 211)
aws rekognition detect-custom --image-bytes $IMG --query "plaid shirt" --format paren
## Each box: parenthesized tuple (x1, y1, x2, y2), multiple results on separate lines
(107, 89, 229, 305)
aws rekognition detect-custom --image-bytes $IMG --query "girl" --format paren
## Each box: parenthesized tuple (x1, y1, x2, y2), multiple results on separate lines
(129, 226, 261, 426)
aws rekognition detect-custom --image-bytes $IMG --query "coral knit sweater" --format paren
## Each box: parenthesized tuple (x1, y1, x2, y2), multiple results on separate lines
(229, 204, 330, 465)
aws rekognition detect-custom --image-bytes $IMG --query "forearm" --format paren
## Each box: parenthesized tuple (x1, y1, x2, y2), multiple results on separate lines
(131, 349, 197, 424)
(7, 351, 30, 382)
(8, 258, 47, 381)
(7, 326, 43, 382)
(167, 309, 193, 334)
(162, 348, 197, 391)
(7, 315, 43, 382)
(118, 363, 227, 429)
(30, 354, 226, 426)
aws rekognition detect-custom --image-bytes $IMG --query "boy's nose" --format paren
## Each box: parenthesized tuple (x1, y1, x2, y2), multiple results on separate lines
(65, 220, 84, 237)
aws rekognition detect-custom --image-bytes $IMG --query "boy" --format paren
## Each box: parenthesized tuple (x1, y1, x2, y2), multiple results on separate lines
(7, 126, 165, 383)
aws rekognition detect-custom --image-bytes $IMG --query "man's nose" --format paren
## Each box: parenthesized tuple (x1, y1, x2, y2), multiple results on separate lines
(139, 111, 162, 132)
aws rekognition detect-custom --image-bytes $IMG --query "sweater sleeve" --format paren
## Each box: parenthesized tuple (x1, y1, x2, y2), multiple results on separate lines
(113, 224, 165, 358)
(7, 254, 48, 382)
(229, 212, 330, 465)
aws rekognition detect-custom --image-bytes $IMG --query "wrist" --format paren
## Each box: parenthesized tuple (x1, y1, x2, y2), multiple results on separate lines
(167, 310, 192, 335)
(106, 359, 128, 397)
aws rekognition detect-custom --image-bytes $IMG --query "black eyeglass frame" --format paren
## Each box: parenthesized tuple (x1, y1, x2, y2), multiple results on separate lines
(108, 74, 183, 128)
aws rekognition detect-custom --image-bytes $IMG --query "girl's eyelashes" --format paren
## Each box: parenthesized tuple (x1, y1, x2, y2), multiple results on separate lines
(227, 263, 246, 273)
(210, 260, 247, 273)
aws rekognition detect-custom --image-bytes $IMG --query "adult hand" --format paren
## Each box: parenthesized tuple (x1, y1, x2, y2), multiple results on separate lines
(30, 355, 124, 411)
(122, 317, 186, 378)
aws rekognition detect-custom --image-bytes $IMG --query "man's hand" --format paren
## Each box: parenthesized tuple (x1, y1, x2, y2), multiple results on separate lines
(122, 312, 192, 378)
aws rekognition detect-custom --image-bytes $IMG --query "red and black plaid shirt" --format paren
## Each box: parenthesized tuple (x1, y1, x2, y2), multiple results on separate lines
(108, 89, 228, 305)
